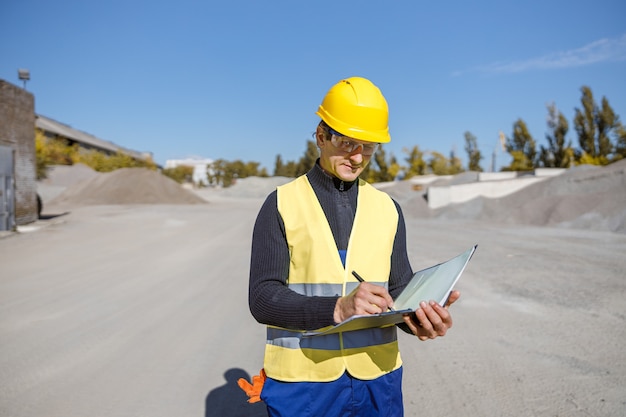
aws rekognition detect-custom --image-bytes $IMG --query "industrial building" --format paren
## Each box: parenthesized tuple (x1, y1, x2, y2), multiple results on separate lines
(1, 77, 151, 231)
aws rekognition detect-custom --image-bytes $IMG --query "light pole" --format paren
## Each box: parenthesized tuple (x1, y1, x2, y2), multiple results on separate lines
(18, 69, 30, 90)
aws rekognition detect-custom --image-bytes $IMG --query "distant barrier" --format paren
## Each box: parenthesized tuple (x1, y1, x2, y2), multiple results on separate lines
(427, 169, 566, 209)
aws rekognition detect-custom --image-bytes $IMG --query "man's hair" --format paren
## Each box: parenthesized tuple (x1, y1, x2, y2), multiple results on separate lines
(315, 120, 331, 141)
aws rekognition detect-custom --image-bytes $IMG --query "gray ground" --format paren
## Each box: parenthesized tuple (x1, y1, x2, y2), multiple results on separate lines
(1, 166, 625, 416)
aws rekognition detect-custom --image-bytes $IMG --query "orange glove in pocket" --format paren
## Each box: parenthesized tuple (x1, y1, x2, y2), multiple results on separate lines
(237, 368, 267, 403)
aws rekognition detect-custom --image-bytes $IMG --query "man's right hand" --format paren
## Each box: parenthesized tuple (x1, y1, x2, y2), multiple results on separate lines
(333, 282, 395, 323)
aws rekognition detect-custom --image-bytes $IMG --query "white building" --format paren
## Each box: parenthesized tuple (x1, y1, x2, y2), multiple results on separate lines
(164, 157, 213, 186)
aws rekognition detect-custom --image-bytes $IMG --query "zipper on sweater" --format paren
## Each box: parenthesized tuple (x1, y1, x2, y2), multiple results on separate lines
(339, 181, 344, 191)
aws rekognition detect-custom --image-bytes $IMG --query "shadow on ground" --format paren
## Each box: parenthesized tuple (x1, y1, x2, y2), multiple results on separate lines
(205, 368, 268, 417)
(39, 212, 70, 220)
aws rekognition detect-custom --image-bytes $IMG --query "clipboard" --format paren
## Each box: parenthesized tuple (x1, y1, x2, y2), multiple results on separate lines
(302, 245, 477, 336)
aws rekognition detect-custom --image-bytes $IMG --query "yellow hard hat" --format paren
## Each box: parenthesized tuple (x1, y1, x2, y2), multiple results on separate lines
(316, 77, 390, 143)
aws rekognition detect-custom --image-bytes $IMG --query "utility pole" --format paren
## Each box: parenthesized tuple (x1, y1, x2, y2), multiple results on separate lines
(492, 131, 506, 172)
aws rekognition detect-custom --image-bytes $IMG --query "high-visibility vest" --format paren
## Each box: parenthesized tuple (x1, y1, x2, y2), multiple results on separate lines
(264, 175, 402, 382)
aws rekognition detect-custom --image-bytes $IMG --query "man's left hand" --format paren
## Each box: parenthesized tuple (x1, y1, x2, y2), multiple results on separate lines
(402, 290, 460, 341)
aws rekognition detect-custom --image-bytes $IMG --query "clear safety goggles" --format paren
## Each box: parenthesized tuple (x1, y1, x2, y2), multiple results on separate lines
(328, 128, 379, 155)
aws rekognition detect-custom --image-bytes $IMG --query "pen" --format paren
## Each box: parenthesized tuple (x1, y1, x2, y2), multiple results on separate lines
(351, 270, 395, 312)
(351, 270, 365, 283)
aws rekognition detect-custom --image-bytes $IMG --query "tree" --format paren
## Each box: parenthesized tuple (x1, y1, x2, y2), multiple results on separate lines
(35, 129, 77, 176)
(574, 86, 597, 160)
(282, 161, 299, 177)
(615, 124, 626, 161)
(427, 151, 463, 175)
(366, 145, 397, 182)
(273, 140, 318, 178)
(448, 151, 464, 175)
(207, 159, 226, 186)
(295, 140, 319, 177)
(597, 96, 618, 159)
(207, 159, 264, 187)
(504, 151, 532, 172)
(428, 152, 447, 175)
(273, 154, 286, 176)
(572, 85, 621, 165)
(388, 153, 401, 180)
(402, 145, 427, 178)
(539, 103, 573, 168)
(35, 130, 53, 179)
(35, 128, 156, 178)
(162, 165, 194, 184)
(503, 118, 537, 171)
(463, 131, 483, 172)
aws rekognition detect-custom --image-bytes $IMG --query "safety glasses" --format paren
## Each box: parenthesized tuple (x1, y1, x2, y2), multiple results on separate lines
(328, 128, 379, 155)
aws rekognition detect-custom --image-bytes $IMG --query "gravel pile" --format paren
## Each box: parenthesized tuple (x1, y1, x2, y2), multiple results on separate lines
(207, 161, 625, 233)
(193, 176, 293, 200)
(47, 167, 206, 206)
(430, 159, 626, 233)
(375, 180, 432, 218)
(40, 161, 626, 233)
(38, 164, 101, 203)
(41, 163, 100, 187)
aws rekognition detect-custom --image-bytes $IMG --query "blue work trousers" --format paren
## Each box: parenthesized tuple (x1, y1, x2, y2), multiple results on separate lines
(260, 368, 403, 417)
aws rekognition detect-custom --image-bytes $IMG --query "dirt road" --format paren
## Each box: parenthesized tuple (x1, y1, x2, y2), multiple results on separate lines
(1, 199, 625, 416)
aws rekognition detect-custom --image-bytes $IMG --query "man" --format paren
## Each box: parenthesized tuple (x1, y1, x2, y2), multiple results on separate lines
(248, 76, 459, 417)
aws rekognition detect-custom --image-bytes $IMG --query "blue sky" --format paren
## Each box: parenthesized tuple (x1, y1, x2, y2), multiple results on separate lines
(2, 0, 625, 172)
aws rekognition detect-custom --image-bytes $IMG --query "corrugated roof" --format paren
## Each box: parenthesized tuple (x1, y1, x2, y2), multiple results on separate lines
(35, 114, 150, 161)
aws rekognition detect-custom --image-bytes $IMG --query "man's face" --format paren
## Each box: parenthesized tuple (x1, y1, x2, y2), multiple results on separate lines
(316, 125, 377, 182)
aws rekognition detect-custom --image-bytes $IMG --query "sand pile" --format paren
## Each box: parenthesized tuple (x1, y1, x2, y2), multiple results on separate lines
(38, 164, 102, 203)
(48, 167, 207, 206)
(41, 163, 100, 187)
(433, 159, 626, 233)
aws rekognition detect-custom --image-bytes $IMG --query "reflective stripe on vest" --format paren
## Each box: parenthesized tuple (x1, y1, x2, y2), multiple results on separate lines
(264, 175, 402, 382)
(267, 326, 397, 350)
(288, 281, 387, 297)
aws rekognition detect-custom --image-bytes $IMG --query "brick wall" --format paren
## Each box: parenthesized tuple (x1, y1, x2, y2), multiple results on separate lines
(0, 79, 37, 225)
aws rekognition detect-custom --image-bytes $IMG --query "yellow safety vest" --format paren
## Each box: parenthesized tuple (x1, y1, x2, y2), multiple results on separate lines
(264, 175, 402, 382)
